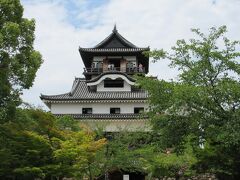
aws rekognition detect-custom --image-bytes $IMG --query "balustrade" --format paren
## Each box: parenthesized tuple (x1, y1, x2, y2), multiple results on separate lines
(83, 67, 145, 74)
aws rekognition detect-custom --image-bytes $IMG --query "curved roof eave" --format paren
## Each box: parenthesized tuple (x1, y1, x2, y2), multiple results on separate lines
(40, 77, 148, 101)
(86, 71, 136, 84)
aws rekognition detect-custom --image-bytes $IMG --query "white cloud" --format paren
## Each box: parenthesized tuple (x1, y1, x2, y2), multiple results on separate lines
(21, 0, 240, 109)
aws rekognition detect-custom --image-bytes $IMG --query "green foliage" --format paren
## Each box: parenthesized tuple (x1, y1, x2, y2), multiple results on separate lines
(0, 0, 43, 122)
(0, 109, 56, 179)
(54, 130, 106, 179)
(138, 26, 240, 179)
(0, 2, 128, 177)
(150, 140, 197, 179)
(105, 132, 151, 173)
(56, 115, 81, 132)
(90, 131, 197, 179)
(14, 167, 45, 179)
(143, 49, 167, 62)
(1, 3, 238, 178)
(0, 109, 106, 180)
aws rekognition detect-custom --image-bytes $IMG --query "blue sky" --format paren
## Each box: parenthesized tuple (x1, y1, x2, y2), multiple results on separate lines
(20, 0, 240, 109)
(22, 0, 109, 28)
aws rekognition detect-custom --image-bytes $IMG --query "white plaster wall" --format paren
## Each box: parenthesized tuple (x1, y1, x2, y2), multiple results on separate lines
(51, 104, 82, 114)
(97, 80, 131, 92)
(51, 102, 148, 114)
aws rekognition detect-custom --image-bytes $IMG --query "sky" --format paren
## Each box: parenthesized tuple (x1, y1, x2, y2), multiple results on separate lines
(20, 0, 240, 109)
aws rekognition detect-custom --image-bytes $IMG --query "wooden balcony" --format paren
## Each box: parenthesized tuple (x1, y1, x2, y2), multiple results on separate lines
(83, 67, 145, 75)
(83, 68, 103, 75)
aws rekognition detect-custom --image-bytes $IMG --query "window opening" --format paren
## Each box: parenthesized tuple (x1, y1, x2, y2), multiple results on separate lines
(134, 107, 144, 114)
(82, 108, 92, 114)
(104, 78, 124, 88)
(110, 108, 120, 114)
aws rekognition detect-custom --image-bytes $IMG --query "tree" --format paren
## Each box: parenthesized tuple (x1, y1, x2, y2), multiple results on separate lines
(54, 129, 106, 180)
(0, 108, 108, 180)
(138, 26, 240, 179)
(149, 139, 197, 179)
(0, 0, 42, 122)
(99, 131, 159, 178)
(104, 132, 151, 174)
(56, 115, 81, 132)
(0, 109, 57, 179)
(92, 130, 196, 179)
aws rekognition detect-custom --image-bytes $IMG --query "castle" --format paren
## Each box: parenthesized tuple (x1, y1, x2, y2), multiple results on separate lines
(40, 26, 150, 132)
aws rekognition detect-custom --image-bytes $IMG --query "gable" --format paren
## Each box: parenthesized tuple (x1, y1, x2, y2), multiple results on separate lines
(94, 30, 137, 49)
(103, 36, 128, 48)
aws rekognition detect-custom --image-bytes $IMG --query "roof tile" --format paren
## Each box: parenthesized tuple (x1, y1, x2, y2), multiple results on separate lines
(40, 78, 148, 101)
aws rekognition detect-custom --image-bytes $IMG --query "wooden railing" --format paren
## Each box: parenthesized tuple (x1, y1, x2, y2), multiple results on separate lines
(83, 68, 103, 73)
(83, 67, 145, 74)
(126, 67, 145, 73)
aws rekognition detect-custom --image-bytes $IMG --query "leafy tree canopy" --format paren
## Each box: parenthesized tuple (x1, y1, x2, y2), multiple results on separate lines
(138, 26, 240, 179)
(0, 0, 43, 122)
(0, 108, 106, 180)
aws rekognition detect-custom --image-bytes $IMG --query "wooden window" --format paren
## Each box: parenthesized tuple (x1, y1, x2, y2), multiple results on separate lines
(82, 108, 92, 114)
(104, 79, 124, 88)
(134, 107, 144, 114)
(110, 108, 120, 114)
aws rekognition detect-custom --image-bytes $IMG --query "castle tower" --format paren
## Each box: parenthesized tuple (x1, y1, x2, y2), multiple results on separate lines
(40, 26, 150, 132)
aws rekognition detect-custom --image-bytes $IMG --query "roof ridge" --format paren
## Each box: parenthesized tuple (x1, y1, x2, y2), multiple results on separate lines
(40, 91, 71, 99)
(70, 78, 82, 96)
(93, 32, 113, 48)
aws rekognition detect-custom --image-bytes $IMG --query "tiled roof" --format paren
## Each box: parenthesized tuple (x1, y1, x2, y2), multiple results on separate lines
(79, 26, 149, 52)
(40, 78, 148, 101)
(54, 113, 148, 119)
(94, 25, 138, 48)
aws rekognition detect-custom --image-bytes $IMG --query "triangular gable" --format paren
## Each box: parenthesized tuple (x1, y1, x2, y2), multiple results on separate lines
(101, 36, 129, 48)
(94, 27, 137, 49)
